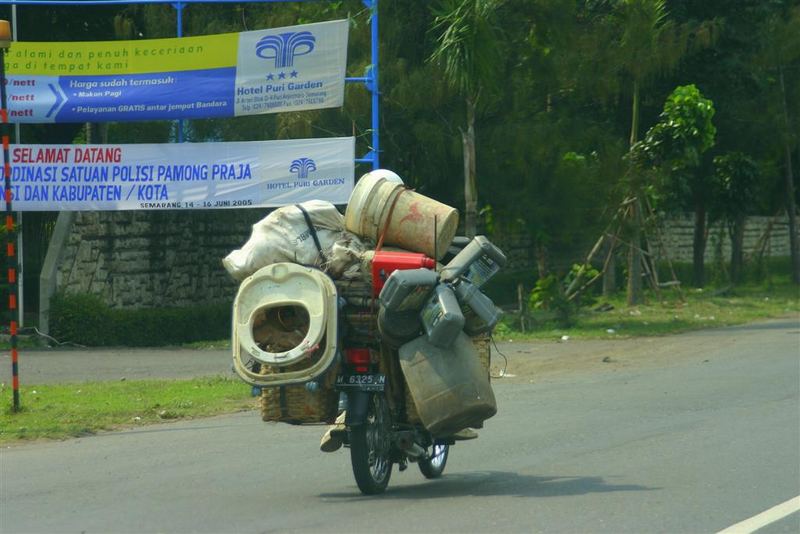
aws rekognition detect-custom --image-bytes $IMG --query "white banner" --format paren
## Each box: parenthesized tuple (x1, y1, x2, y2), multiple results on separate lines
(234, 19, 349, 116)
(10, 138, 355, 211)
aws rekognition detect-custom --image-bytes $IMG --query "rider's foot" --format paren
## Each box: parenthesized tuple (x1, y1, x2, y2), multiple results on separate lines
(451, 428, 478, 440)
(320, 411, 347, 452)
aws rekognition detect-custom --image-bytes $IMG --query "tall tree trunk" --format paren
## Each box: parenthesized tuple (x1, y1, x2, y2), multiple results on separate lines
(730, 215, 745, 284)
(626, 80, 644, 304)
(779, 67, 800, 284)
(603, 252, 617, 296)
(627, 199, 643, 305)
(462, 96, 478, 239)
(784, 145, 799, 284)
(629, 80, 640, 147)
(535, 241, 549, 279)
(693, 197, 706, 287)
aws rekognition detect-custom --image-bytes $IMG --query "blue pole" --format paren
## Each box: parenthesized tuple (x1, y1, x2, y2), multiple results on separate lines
(173, 1, 184, 143)
(369, 0, 379, 169)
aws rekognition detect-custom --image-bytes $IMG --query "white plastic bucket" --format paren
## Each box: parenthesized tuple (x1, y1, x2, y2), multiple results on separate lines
(345, 173, 459, 260)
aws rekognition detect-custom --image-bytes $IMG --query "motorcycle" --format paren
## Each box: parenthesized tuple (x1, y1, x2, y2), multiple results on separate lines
(332, 344, 453, 495)
(231, 235, 504, 496)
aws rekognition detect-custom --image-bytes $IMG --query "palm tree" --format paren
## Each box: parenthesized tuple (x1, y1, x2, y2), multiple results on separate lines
(429, 0, 503, 238)
(612, 0, 689, 303)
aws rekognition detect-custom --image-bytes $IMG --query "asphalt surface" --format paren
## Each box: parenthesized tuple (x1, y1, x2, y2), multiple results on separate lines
(1, 319, 799, 533)
(0, 346, 234, 384)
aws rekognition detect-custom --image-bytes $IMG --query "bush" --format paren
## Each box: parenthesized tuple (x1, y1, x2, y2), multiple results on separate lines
(50, 292, 231, 346)
(655, 257, 793, 288)
(528, 264, 599, 327)
(529, 274, 576, 327)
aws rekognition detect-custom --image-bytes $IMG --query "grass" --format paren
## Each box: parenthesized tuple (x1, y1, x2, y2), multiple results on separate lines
(0, 377, 256, 443)
(496, 278, 800, 341)
(180, 279, 800, 347)
(182, 339, 232, 350)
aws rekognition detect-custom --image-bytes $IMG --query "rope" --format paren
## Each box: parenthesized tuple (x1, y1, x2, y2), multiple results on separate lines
(375, 187, 407, 252)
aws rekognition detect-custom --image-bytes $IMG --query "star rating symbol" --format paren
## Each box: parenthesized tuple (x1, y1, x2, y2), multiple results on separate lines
(278, 72, 287, 80)
(290, 70, 298, 78)
(266, 73, 274, 81)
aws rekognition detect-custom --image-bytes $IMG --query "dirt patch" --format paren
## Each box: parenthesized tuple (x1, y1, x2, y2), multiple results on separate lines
(487, 321, 772, 383)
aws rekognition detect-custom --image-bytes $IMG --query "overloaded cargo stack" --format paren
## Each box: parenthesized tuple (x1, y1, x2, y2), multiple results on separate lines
(224, 169, 507, 437)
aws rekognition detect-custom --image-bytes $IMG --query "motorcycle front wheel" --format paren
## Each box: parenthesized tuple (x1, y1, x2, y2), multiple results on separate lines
(418, 442, 449, 479)
(349, 393, 393, 495)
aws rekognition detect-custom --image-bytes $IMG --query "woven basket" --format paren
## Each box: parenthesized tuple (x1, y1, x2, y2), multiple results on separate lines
(259, 359, 339, 425)
(404, 334, 491, 425)
(473, 335, 492, 377)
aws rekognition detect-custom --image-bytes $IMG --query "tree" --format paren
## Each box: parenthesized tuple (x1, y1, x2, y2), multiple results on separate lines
(429, 0, 504, 238)
(469, 1, 626, 283)
(630, 84, 716, 287)
(608, 0, 690, 302)
(712, 153, 759, 284)
(751, 6, 800, 284)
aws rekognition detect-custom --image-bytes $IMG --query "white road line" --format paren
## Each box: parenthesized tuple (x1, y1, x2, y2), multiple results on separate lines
(717, 495, 800, 534)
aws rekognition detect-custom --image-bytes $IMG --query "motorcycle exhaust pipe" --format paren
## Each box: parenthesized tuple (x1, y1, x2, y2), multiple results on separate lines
(395, 433, 427, 460)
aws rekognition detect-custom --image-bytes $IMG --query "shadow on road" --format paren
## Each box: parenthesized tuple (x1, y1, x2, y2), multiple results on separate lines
(319, 471, 657, 500)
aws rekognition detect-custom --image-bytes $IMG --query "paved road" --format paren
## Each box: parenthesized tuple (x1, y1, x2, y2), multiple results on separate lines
(0, 347, 233, 384)
(1, 320, 799, 533)
(7, 321, 796, 385)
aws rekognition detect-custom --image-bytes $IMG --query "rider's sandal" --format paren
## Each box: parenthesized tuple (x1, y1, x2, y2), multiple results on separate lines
(320, 411, 347, 452)
(450, 428, 479, 441)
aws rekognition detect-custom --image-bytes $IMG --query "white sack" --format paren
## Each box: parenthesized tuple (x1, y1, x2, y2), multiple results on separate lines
(224, 200, 365, 281)
(328, 233, 369, 279)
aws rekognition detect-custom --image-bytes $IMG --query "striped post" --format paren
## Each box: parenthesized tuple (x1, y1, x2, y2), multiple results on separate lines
(0, 21, 19, 412)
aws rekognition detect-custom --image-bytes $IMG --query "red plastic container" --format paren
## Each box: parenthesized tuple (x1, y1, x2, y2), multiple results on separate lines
(371, 251, 435, 296)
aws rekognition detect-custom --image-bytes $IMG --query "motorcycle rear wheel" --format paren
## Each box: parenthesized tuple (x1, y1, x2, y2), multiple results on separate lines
(418, 442, 449, 479)
(349, 393, 393, 495)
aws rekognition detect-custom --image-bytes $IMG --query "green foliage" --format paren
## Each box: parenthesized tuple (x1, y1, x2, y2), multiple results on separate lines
(630, 84, 716, 172)
(565, 262, 600, 302)
(428, 0, 504, 99)
(529, 263, 600, 327)
(49, 293, 112, 346)
(1, 0, 797, 312)
(611, 0, 688, 84)
(530, 274, 575, 326)
(656, 257, 796, 289)
(711, 152, 759, 220)
(50, 293, 231, 347)
(498, 275, 800, 341)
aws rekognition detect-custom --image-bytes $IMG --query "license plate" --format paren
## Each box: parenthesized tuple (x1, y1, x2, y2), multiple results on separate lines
(335, 373, 386, 391)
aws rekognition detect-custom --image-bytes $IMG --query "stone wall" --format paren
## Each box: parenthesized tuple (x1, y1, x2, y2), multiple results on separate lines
(491, 231, 534, 271)
(55, 210, 266, 308)
(657, 214, 795, 263)
(52, 211, 797, 310)
(487, 215, 797, 274)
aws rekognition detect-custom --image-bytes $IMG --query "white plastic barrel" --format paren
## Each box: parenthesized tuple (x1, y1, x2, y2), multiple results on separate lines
(345, 171, 459, 260)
